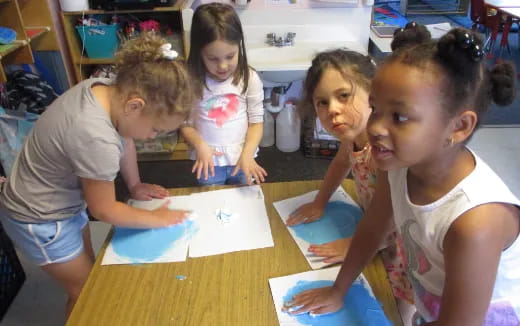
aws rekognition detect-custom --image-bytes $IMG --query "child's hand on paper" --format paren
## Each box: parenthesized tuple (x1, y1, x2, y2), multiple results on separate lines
(232, 156, 267, 185)
(308, 237, 352, 264)
(192, 142, 223, 180)
(151, 200, 190, 227)
(282, 285, 344, 316)
(130, 182, 169, 200)
(286, 202, 325, 226)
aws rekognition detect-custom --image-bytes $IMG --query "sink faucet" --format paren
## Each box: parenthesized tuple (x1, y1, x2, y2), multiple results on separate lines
(266, 32, 296, 47)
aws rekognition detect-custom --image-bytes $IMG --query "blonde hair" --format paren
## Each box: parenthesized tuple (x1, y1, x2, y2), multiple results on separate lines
(114, 32, 194, 117)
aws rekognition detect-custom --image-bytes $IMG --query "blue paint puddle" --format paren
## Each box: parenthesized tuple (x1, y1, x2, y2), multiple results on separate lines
(112, 220, 197, 263)
(176, 275, 187, 280)
(283, 280, 392, 326)
(290, 201, 362, 244)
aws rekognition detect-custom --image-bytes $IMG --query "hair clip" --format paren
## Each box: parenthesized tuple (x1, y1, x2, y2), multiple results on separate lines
(456, 32, 473, 49)
(454, 31, 483, 62)
(393, 27, 405, 37)
(469, 44, 484, 62)
(394, 21, 418, 37)
(404, 21, 418, 29)
(160, 43, 178, 60)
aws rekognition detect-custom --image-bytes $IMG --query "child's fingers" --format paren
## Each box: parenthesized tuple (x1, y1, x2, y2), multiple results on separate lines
(192, 161, 200, 174)
(253, 169, 265, 183)
(209, 162, 215, 177)
(196, 164, 203, 179)
(286, 215, 304, 226)
(204, 162, 212, 180)
(308, 245, 337, 256)
(230, 165, 239, 177)
(160, 199, 171, 208)
(168, 209, 191, 225)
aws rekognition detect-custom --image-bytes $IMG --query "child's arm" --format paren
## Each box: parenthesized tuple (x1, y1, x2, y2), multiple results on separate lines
(180, 126, 222, 180)
(81, 177, 189, 228)
(231, 122, 267, 184)
(426, 203, 520, 326)
(287, 142, 351, 226)
(120, 138, 168, 200)
(283, 169, 395, 315)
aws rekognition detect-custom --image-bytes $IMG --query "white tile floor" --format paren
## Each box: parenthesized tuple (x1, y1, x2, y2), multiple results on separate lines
(1, 126, 520, 326)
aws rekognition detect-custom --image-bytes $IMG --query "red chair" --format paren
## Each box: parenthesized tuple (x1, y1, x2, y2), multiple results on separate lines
(470, 0, 511, 57)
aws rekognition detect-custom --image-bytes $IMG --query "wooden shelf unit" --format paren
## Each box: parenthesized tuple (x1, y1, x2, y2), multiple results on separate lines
(61, 3, 188, 83)
(0, 0, 56, 83)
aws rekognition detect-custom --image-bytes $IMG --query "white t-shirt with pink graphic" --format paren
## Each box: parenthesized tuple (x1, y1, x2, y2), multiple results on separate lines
(388, 149, 520, 325)
(188, 69, 264, 166)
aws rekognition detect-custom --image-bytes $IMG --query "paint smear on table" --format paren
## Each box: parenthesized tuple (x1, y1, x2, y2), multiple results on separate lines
(283, 280, 391, 326)
(290, 201, 362, 245)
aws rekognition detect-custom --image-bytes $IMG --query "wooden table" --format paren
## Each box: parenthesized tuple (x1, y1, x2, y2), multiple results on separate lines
(67, 180, 402, 326)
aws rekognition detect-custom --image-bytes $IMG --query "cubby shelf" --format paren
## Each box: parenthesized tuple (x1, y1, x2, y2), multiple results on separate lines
(61, 1, 188, 83)
(0, 0, 56, 83)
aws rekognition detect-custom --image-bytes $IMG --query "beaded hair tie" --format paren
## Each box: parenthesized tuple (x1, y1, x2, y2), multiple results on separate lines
(454, 31, 484, 62)
(393, 21, 418, 37)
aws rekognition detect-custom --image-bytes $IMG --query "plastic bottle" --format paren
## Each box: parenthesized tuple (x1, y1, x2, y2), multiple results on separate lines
(260, 110, 275, 147)
(276, 102, 301, 152)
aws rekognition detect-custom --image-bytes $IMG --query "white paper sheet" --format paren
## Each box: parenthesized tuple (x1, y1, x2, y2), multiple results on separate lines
(273, 187, 361, 269)
(101, 196, 198, 265)
(269, 267, 390, 326)
(101, 185, 274, 264)
(188, 185, 274, 257)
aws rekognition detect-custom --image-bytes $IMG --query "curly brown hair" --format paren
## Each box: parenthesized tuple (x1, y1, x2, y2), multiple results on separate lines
(114, 32, 194, 117)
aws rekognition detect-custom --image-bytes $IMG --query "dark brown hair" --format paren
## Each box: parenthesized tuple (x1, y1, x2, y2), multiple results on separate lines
(300, 48, 376, 119)
(114, 32, 194, 117)
(388, 27, 516, 128)
(188, 3, 249, 98)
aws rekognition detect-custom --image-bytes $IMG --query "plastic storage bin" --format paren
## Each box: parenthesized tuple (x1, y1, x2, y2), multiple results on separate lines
(302, 117, 340, 159)
(0, 224, 26, 321)
(75, 24, 120, 58)
(135, 132, 178, 154)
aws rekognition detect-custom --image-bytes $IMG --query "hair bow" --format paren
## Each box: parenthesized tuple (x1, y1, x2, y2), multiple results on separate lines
(160, 43, 178, 60)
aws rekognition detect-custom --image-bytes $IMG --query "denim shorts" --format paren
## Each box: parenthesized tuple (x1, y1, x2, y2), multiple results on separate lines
(197, 165, 248, 186)
(0, 208, 89, 266)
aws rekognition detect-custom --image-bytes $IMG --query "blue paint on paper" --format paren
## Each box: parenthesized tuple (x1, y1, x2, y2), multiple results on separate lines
(112, 220, 197, 263)
(290, 201, 362, 244)
(176, 275, 187, 280)
(283, 280, 392, 326)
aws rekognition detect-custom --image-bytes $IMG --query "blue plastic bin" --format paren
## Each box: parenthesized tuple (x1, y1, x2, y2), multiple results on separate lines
(75, 24, 120, 59)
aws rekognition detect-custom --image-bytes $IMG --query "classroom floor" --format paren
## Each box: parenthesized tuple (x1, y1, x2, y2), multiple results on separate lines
(3, 15, 520, 326)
